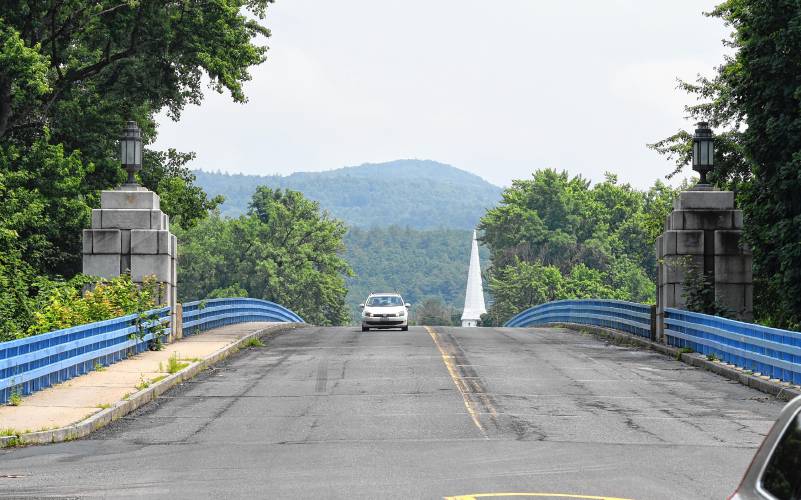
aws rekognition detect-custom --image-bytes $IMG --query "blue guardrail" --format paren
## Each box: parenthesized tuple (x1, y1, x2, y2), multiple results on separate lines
(0, 307, 170, 404)
(181, 298, 303, 335)
(504, 299, 653, 339)
(665, 308, 801, 385)
(0, 298, 303, 404)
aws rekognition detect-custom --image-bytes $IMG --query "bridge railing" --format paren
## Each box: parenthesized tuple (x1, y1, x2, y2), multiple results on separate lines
(0, 307, 170, 404)
(665, 308, 801, 385)
(504, 299, 801, 386)
(503, 299, 653, 339)
(182, 298, 304, 335)
(0, 298, 304, 404)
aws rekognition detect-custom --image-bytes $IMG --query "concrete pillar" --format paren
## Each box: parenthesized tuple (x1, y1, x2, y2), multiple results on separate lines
(82, 187, 178, 339)
(655, 189, 753, 340)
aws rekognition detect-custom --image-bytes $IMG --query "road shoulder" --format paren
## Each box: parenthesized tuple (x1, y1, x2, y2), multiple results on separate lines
(0, 322, 301, 447)
(546, 322, 801, 401)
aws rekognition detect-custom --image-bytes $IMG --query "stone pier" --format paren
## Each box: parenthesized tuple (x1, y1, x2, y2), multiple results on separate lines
(82, 187, 177, 335)
(655, 189, 752, 339)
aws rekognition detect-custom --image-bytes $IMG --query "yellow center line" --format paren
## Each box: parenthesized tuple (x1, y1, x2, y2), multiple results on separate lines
(444, 493, 635, 500)
(425, 326, 488, 438)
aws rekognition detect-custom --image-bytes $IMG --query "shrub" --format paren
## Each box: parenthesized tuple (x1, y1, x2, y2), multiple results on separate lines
(24, 274, 161, 337)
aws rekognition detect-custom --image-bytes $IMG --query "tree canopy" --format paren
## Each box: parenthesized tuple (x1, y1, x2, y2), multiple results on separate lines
(651, 0, 801, 329)
(177, 188, 352, 326)
(479, 169, 677, 325)
(0, 0, 272, 337)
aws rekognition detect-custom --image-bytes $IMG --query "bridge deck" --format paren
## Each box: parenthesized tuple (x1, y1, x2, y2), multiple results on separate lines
(0, 325, 785, 499)
(0, 322, 276, 433)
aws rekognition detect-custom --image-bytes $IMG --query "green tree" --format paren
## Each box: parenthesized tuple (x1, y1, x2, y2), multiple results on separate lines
(343, 226, 485, 322)
(0, 0, 270, 277)
(650, 1, 801, 328)
(484, 260, 564, 326)
(479, 169, 666, 324)
(0, 0, 270, 332)
(414, 297, 455, 326)
(177, 189, 352, 326)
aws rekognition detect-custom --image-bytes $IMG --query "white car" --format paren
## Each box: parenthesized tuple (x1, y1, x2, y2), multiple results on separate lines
(360, 293, 410, 331)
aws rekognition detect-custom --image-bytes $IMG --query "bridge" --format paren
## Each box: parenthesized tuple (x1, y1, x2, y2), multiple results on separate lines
(3, 173, 801, 499)
(1, 295, 800, 499)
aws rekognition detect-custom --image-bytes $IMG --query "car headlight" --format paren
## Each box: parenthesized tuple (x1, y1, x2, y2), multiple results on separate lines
(363, 311, 372, 317)
(398, 310, 405, 316)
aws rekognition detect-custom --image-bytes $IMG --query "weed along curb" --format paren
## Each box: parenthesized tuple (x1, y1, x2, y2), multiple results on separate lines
(552, 323, 801, 402)
(0, 323, 301, 448)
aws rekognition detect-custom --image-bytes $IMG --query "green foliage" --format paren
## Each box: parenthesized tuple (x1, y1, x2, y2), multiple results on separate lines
(413, 297, 459, 326)
(0, 132, 90, 278)
(136, 376, 150, 391)
(480, 169, 671, 324)
(243, 337, 265, 348)
(679, 257, 731, 318)
(206, 284, 249, 299)
(0, 272, 161, 343)
(651, 1, 801, 329)
(177, 188, 352, 326)
(0, 0, 267, 331)
(139, 150, 225, 230)
(8, 392, 21, 407)
(344, 227, 488, 323)
(165, 353, 189, 374)
(193, 160, 503, 230)
(28, 274, 158, 336)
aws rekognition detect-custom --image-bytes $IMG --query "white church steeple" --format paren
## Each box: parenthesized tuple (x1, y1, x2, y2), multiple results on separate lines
(461, 230, 486, 327)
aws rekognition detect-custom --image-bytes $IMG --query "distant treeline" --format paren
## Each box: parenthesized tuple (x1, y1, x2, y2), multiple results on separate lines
(344, 226, 489, 324)
(193, 159, 502, 230)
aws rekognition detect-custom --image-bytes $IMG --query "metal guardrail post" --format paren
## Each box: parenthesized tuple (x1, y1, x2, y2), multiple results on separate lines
(173, 303, 183, 341)
(650, 304, 657, 342)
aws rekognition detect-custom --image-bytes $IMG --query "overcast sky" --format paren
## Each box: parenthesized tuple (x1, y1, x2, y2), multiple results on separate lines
(153, 0, 731, 189)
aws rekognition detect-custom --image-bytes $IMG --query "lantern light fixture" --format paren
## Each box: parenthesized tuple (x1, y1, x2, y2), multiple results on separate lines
(119, 121, 143, 186)
(692, 122, 714, 185)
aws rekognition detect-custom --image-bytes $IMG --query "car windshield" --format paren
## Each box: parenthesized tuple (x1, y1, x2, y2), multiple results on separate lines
(761, 411, 801, 500)
(366, 295, 403, 307)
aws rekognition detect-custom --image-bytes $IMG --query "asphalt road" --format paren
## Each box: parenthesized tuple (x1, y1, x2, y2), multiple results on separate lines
(0, 325, 787, 499)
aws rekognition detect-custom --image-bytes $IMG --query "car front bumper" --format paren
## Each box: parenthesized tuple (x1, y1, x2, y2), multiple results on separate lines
(362, 317, 408, 328)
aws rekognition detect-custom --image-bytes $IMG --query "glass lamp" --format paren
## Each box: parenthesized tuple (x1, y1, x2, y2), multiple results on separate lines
(692, 122, 714, 185)
(120, 121, 143, 186)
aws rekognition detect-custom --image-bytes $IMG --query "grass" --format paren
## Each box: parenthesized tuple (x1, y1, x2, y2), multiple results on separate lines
(0, 428, 17, 437)
(135, 376, 150, 391)
(243, 337, 265, 348)
(706, 353, 719, 362)
(166, 353, 189, 374)
(151, 375, 167, 384)
(675, 347, 694, 360)
(8, 392, 22, 406)
(93, 362, 106, 372)
(96, 403, 111, 409)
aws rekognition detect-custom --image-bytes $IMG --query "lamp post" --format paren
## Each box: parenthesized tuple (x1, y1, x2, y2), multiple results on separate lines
(692, 121, 714, 186)
(119, 121, 143, 187)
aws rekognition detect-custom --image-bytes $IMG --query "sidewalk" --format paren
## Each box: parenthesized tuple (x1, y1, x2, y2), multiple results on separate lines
(0, 322, 297, 445)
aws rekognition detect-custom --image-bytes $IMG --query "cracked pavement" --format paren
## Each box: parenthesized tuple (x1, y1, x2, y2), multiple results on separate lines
(0, 325, 786, 499)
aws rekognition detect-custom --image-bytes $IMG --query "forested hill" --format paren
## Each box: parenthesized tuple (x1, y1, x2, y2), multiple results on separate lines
(344, 227, 489, 322)
(193, 160, 502, 230)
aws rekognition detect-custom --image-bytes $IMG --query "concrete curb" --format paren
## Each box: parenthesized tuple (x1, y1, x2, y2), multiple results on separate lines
(0, 323, 302, 448)
(550, 322, 801, 402)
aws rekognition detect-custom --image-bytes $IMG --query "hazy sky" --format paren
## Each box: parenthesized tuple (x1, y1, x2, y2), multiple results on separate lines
(153, 0, 731, 189)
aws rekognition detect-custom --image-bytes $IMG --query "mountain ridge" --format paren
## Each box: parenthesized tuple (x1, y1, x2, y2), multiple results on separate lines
(193, 159, 502, 230)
